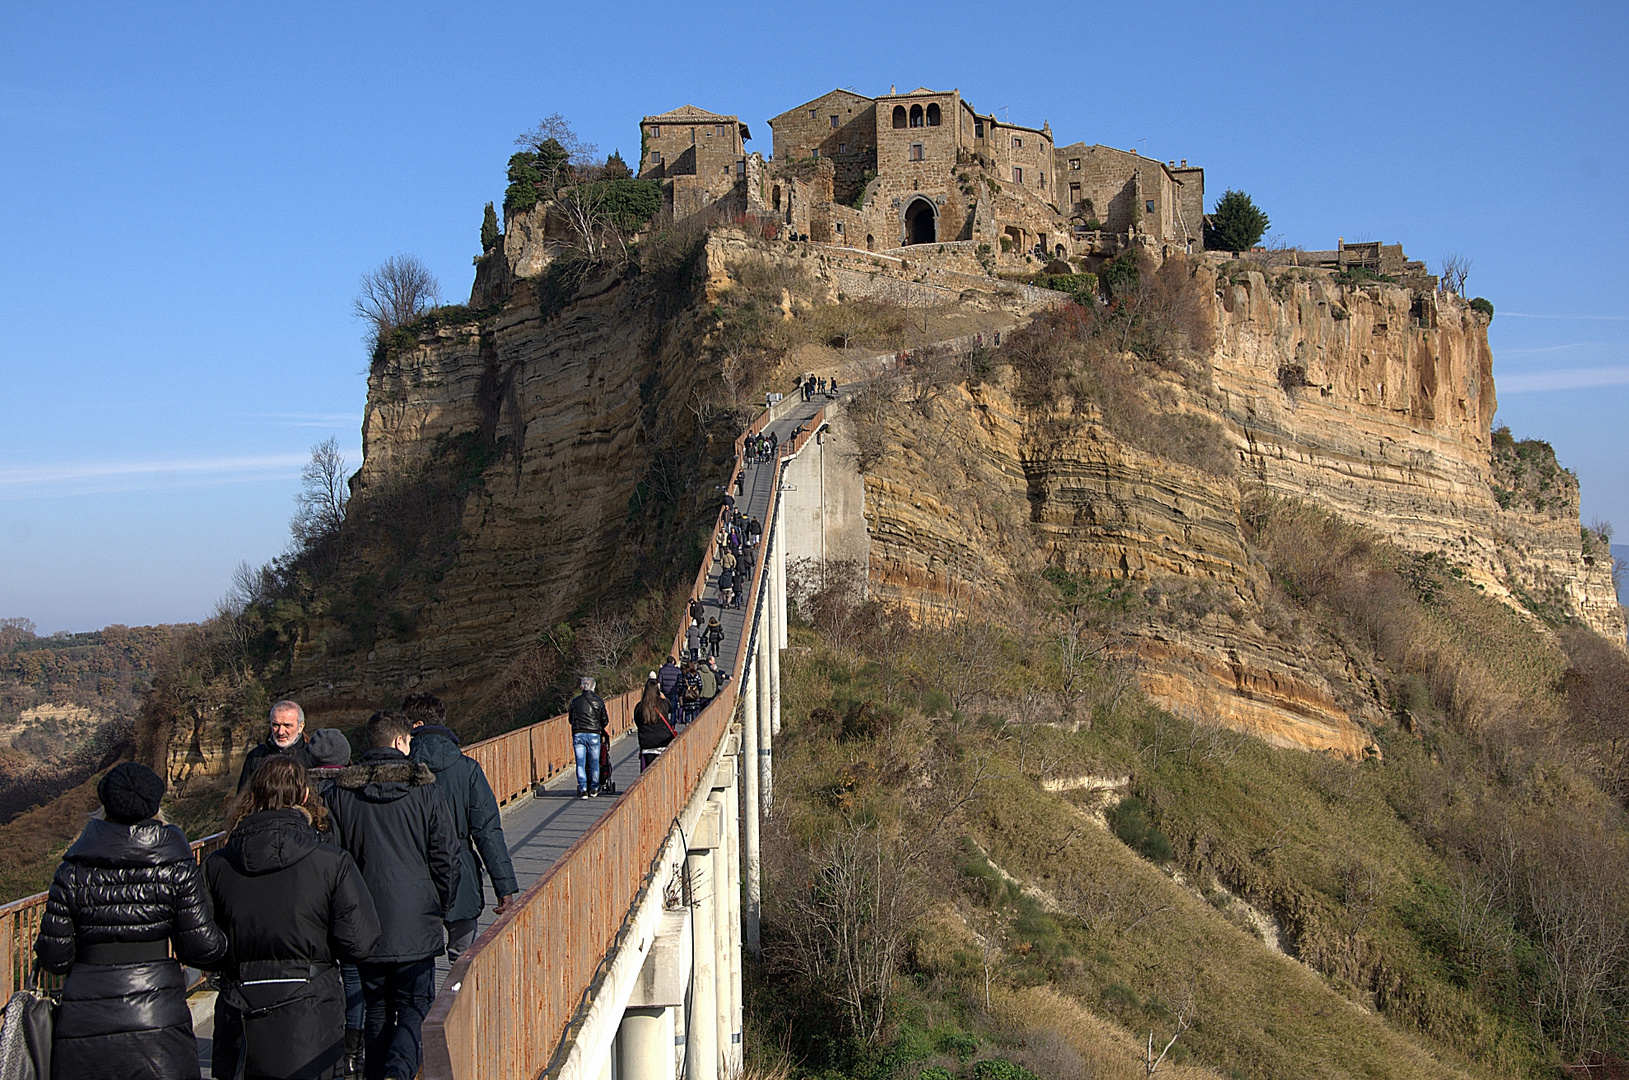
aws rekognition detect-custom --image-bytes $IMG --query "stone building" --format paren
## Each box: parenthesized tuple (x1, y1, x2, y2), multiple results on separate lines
(1054, 144, 1203, 252)
(638, 105, 753, 219)
(638, 86, 1205, 269)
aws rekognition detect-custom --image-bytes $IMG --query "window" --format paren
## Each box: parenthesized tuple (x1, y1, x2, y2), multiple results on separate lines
(974, 119, 983, 137)
(652, 152, 662, 166)
(836, 221, 845, 234)
(809, 109, 816, 118)
(838, 142, 847, 154)
(650, 126, 660, 138)
(1013, 166, 1023, 184)
(811, 147, 819, 158)
(909, 143, 924, 161)
(720, 125, 731, 138)
(909, 104, 924, 127)
(1040, 172, 1046, 189)
(830, 115, 839, 128)
(1145, 200, 1155, 213)
(738, 161, 746, 177)
(1013, 136, 1023, 148)
(1069, 182, 1081, 199)
(892, 105, 907, 129)
(925, 103, 941, 126)
(1069, 158, 1080, 170)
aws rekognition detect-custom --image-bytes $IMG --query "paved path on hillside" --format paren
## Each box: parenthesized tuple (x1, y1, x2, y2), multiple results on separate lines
(198, 388, 837, 1072)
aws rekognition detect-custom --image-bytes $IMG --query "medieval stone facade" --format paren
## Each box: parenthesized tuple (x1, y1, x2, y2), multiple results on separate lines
(632, 87, 1205, 271)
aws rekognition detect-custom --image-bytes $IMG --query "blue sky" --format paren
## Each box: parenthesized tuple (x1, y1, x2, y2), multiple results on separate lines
(1, 1, 1625, 633)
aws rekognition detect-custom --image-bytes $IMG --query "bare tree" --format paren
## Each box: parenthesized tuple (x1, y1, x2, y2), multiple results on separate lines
(515, 113, 599, 168)
(1143, 978, 1197, 1076)
(554, 181, 625, 264)
(575, 609, 637, 676)
(1440, 254, 1472, 297)
(354, 255, 441, 348)
(291, 437, 349, 548)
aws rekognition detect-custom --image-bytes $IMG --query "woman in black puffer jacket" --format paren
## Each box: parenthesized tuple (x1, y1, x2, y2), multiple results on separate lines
(35, 762, 227, 1080)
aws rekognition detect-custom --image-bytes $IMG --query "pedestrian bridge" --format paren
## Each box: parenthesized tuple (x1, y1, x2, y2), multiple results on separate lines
(416, 391, 833, 1080)
(0, 385, 839, 1080)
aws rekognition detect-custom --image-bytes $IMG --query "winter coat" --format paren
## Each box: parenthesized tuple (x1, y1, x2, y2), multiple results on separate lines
(238, 735, 315, 792)
(706, 623, 725, 646)
(205, 809, 381, 1080)
(689, 599, 706, 624)
(569, 691, 609, 736)
(35, 817, 228, 1080)
(698, 666, 719, 699)
(324, 749, 460, 963)
(307, 764, 346, 802)
(686, 624, 704, 654)
(719, 568, 735, 593)
(657, 662, 683, 700)
(635, 701, 676, 750)
(721, 550, 736, 570)
(409, 727, 520, 923)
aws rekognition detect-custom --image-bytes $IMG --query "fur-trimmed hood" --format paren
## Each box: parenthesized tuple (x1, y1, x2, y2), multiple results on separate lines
(335, 749, 436, 803)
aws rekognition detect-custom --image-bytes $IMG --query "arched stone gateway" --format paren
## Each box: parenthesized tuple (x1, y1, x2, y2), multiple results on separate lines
(904, 198, 936, 245)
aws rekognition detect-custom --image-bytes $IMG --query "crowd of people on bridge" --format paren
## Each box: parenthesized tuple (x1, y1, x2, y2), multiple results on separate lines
(34, 695, 518, 1080)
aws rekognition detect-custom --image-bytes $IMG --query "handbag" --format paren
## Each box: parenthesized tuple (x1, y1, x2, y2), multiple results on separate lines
(0, 965, 55, 1080)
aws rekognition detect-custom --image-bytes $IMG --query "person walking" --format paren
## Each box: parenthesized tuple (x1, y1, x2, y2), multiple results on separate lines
(768, 430, 778, 459)
(297, 727, 367, 1074)
(688, 594, 706, 626)
(568, 677, 610, 798)
(718, 566, 735, 610)
(685, 619, 704, 662)
(634, 678, 677, 772)
(404, 693, 519, 969)
(325, 711, 460, 1080)
(35, 762, 228, 1080)
(705, 617, 724, 660)
(239, 699, 315, 791)
(697, 658, 719, 702)
(207, 758, 381, 1080)
(657, 656, 682, 708)
(681, 662, 704, 724)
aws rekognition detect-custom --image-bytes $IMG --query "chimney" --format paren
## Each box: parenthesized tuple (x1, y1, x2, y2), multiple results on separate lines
(1338, 236, 1344, 249)
(1180, 159, 1186, 167)
(1130, 148, 1137, 155)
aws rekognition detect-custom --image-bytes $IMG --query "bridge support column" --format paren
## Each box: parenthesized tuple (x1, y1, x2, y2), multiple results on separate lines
(713, 754, 743, 1070)
(685, 803, 721, 1080)
(707, 790, 734, 1075)
(741, 653, 761, 958)
(756, 613, 773, 816)
(617, 1009, 673, 1080)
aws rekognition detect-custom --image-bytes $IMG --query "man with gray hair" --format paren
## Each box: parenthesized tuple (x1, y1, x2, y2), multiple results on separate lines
(236, 699, 314, 791)
(567, 676, 609, 798)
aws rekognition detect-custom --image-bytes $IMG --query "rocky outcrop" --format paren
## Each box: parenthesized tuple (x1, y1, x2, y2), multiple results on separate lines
(847, 258, 1621, 755)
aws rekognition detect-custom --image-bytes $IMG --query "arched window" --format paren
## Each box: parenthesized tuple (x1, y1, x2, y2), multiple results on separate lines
(925, 103, 941, 126)
(909, 104, 924, 127)
(891, 105, 907, 129)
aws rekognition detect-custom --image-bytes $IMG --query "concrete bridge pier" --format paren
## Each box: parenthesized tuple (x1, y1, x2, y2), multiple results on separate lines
(742, 637, 761, 957)
(684, 802, 721, 1080)
(755, 609, 774, 816)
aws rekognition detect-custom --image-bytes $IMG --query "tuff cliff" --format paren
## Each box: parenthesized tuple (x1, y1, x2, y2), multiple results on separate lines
(851, 259, 1623, 755)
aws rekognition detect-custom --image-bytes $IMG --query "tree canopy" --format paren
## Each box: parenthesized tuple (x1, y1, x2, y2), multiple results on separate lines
(1204, 189, 1270, 253)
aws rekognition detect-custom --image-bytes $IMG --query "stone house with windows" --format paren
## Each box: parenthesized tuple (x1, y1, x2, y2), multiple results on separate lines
(1054, 143, 1203, 252)
(638, 105, 753, 219)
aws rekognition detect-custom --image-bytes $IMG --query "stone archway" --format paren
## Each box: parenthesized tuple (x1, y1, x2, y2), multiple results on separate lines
(904, 198, 936, 245)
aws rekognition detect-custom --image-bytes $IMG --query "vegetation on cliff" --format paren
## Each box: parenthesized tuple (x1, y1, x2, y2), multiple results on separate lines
(756, 494, 1629, 1078)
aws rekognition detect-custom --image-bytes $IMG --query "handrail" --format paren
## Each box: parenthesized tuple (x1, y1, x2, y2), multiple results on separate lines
(421, 414, 792, 1080)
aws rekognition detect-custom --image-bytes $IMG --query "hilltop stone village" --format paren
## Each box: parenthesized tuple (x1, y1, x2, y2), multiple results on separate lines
(639, 85, 1205, 270)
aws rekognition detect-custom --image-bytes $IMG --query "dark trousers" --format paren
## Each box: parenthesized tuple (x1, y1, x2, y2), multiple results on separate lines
(212, 997, 243, 1079)
(445, 918, 480, 966)
(359, 957, 436, 1080)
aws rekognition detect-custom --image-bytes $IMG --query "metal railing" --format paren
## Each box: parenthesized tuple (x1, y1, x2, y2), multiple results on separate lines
(422, 408, 809, 1079)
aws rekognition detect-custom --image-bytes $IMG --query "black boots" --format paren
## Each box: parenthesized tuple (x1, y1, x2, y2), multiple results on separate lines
(344, 1027, 365, 1077)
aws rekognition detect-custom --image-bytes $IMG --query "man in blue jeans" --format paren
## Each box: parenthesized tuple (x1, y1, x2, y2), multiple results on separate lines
(569, 676, 610, 798)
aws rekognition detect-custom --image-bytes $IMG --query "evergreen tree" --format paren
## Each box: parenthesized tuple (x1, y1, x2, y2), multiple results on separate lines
(1204, 189, 1270, 253)
(480, 202, 500, 253)
(602, 151, 632, 180)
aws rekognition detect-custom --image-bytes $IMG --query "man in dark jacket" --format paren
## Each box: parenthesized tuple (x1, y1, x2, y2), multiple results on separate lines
(205, 795, 380, 1080)
(404, 693, 519, 966)
(326, 711, 459, 1080)
(238, 699, 314, 791)
(657, 656, 683, 706)
(568, 676, 609, 798)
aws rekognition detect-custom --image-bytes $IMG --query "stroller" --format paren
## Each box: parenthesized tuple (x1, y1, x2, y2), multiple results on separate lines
(598, 728, 617, 796)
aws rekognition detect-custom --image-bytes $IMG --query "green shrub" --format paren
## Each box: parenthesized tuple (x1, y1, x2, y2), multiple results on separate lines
(480, 202, 500, 252)
(971, 1058, 1040, 1080)
(1107, 796, 1173, 863)
(1204, 189, 1269, 252)
(1469, 296, 1494, 319)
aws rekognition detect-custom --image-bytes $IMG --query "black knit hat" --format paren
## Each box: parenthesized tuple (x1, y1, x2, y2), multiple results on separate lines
(98, 762, 165, 824)
(307, 728, 352, 768)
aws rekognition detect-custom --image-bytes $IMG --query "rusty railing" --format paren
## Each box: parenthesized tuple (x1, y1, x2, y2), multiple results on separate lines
(421, 419, 794, 1079)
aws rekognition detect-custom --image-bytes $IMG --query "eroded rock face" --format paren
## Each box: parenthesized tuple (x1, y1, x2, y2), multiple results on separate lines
(852, 261, 1622, 755)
